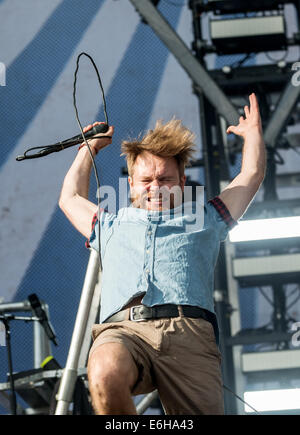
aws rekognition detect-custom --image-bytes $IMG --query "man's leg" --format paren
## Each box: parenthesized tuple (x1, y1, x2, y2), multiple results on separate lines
(153, 316, 224, 415)
(87, 342, 139, 415)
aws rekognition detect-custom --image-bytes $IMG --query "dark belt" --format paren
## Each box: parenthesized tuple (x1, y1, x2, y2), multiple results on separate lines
(104, 304, 219, 344)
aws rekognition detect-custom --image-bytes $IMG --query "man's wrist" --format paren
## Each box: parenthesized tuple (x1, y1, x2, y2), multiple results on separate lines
(243, 125, 263, 139)
(78, 143, 98, 156)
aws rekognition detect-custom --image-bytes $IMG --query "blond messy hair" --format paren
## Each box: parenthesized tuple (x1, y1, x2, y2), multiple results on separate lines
(120, 119, 197, 177)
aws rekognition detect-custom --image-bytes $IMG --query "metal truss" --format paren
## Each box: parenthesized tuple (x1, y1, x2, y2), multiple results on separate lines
(129, 0, 300, 152)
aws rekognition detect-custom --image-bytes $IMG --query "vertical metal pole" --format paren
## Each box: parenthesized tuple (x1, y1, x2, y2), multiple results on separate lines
(224, 240, 246, 414)
(33, 304, 51, 368)
(2, 318, 17, 415)
(55, 249, 100, 415)
(272, 283, 289, 349)
(214, 247, 237, 415)
(136, 391, 159, 415)
(77, 279, 102, 369)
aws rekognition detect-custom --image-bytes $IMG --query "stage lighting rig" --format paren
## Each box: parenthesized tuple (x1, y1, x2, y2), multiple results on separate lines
(210, 15, 286, 54)
(191, 0, 290, 15)
(189, 1, 300, 56)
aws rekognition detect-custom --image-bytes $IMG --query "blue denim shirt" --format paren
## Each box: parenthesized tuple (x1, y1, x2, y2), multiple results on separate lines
(87, 197, 237, 323)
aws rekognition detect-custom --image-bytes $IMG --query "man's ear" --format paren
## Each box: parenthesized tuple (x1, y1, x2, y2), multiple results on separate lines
(128, 175, 137, 206)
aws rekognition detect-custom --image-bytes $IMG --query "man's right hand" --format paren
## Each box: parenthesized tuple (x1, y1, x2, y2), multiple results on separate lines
(81, 122, 114, 154)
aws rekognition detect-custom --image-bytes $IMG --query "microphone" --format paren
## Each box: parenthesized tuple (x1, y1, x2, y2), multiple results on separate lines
(16, 123, 110, 161)
(28, 293, 58, 346)
(60, 122, 109, 145)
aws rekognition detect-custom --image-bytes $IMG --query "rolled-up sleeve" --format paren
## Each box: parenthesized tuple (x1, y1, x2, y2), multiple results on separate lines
(85, 212, 99, 249)
(85, 210, 116, 253)
(207, 196, 238, 241)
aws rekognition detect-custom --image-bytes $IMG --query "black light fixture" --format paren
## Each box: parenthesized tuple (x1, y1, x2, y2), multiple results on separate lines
(210, 14, 287, 54)
(191, 0, 286, 15)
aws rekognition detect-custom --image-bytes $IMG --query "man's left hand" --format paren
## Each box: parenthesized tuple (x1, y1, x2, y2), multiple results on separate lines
(226, 93, 262, 138)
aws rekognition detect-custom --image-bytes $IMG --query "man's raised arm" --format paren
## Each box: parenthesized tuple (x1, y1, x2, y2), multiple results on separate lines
(218, 93, 266, 221)
(58, 122, 114, 238)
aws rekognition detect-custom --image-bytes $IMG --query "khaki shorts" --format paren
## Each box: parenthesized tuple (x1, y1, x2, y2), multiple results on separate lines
(89, 307, 224, 415)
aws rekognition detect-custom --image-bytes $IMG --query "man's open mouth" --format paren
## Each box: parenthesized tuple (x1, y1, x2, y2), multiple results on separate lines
(147, 196, 164, 204)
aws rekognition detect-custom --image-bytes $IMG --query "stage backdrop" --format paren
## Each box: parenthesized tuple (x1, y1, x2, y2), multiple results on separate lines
(0, 0, 299, 414)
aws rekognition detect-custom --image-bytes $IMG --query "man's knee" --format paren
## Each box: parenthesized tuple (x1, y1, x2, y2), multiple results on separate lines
(87, 342, 139, 394)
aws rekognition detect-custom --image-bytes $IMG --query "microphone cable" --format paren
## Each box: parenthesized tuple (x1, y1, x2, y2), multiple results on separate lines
(223, 384, 260, 415)
(16, 51, 108, 268)
(72, 52, 109, 271)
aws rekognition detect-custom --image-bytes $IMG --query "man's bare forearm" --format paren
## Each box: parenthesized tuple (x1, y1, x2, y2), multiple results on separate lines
(59, 147, 96, 205)
(58, 147, 98, 238)
(240, 128, 266, 180)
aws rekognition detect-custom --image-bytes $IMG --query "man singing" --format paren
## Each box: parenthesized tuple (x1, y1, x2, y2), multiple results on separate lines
(59, 93, 266, 415)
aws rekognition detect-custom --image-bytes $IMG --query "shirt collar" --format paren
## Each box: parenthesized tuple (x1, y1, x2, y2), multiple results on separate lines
(118, 201, 197, 222)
